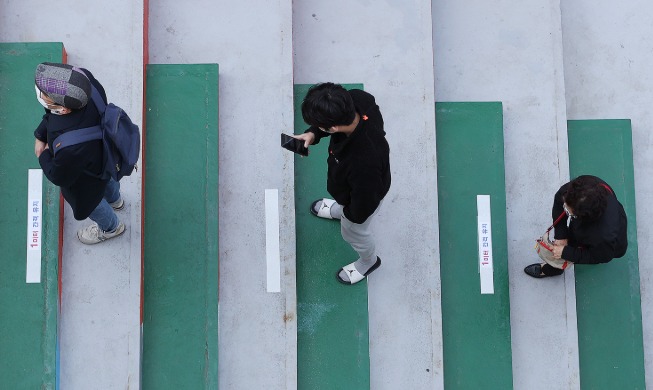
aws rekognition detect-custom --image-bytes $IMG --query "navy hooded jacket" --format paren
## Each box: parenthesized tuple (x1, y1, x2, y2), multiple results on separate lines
(34, 69, 109, 220)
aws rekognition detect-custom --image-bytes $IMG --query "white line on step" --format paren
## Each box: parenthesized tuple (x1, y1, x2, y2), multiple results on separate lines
(265, 189, 281, 293)
(26, 169, 43, 284)
(477, 195, 494, 294)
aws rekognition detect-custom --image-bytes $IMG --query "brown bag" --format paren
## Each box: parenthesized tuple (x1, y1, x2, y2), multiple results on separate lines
(534, 211, 570, 270)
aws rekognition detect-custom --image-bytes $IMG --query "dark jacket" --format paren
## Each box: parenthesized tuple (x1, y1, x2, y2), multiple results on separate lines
(553, 175, 628, 264)
(307, 89, 391, 224)
(34, 69, 109, 220)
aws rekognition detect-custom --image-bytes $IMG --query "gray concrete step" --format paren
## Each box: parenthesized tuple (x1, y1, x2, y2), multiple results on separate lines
(432, 1, 579, 389)
(147, 1, 297, 389)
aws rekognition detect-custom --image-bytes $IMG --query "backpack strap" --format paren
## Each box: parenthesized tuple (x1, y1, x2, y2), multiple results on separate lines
(89, 84, 106, 114)
(52, 125, 102, 156)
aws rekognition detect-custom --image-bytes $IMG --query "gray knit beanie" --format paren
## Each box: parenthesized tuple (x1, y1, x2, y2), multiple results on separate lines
(35, 62, 91, 110)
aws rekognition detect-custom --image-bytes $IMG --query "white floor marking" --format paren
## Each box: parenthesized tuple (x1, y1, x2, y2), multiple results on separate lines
(26, 169, 43, 283)
(477, 195, 494, 294)
(265, 189, 281, 293)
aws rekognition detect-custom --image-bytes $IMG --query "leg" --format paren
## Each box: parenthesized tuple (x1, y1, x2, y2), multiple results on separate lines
(541, 263, 565, 276)
(89, 200, 119, 232)
(340, 213, 377, 262)
(77, 199, 125, 244)
(329, 203, 343, 219)
(337, 202, 383, 283)
(105, 179, 123, 210)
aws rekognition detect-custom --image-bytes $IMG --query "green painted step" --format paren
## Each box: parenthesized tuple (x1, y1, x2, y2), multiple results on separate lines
(143, 64, 219, 389)
(567, 120, 645, 389)
(294, 84, 371, 390)
(435, 102, 513, 389)
(0, 42, 63, 390)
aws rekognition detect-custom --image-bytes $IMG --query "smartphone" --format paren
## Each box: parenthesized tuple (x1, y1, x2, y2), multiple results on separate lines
(281, 133, 309, 156)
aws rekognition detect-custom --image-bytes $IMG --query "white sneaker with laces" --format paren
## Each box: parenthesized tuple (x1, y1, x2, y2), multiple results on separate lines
(77, 222, 126, 245)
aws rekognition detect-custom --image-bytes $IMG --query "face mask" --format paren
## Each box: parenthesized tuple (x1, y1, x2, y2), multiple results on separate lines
(35, 85, 49, 108)
(35, 85, 67, 115)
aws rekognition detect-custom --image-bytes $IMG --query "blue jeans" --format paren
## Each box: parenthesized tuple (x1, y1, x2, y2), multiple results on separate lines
(88, 179, 121, 232)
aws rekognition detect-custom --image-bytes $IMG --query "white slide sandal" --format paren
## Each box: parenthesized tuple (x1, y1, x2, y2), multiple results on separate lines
(336, 257, 382, 285)
(310, 198, 337, 219)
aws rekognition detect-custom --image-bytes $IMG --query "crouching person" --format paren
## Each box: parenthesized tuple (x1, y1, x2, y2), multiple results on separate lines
(525, 175, 627, 278)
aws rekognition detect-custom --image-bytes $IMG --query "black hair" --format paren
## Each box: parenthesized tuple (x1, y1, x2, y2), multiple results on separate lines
(301, 82, 356, 128)
(564, 176, 609, 221)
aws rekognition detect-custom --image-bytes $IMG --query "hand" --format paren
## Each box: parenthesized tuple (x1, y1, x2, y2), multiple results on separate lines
(292, 132, 315, 148)
(553, 239, 568, 246)
(552, 244, 565, 259)
(35, 139, 46, 158)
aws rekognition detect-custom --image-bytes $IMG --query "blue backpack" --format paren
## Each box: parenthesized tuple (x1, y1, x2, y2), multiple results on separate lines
(52, 85, 140, 182)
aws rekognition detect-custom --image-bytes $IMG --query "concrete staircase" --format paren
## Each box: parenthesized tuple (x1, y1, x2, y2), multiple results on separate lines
(1, 0, 651, 388)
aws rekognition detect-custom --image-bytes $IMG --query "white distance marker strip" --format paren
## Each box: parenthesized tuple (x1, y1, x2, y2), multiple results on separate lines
(477, 195, 494, 294)
(265, 189, 281, 293)
(26, 169, 43, 284)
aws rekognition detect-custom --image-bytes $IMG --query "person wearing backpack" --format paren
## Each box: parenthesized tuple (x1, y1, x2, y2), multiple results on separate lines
(34, 62, 126, 244)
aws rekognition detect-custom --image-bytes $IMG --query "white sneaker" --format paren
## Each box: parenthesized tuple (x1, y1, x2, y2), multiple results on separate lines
(77, 222, 126, 245)
(109, 197, 124, 211)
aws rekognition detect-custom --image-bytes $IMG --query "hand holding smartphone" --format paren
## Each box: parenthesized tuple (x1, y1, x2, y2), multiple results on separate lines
(281, 133, 309, 156)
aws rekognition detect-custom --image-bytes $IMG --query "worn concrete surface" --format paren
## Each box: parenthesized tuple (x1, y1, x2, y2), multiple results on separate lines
(432, 1, 579, 389)
(147, 1, 297, 389)
(293, 1, 443, 389)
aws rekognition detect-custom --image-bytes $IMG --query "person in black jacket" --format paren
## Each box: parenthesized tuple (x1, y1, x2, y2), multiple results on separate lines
(524, 175, 627, 278)
(34, 62, 126, 245)
(293, 83, 391, 285)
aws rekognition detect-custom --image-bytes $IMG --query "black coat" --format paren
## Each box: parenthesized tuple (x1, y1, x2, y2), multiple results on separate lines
(308, 89, 391, 224)
(34, 69, 109, 220)
(553, 176, 628, 264)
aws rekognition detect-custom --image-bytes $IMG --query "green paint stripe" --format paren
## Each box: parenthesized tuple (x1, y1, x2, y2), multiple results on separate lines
(567, 120, 645, 389)
(294, 84, 371, 390)
(143, 64, 219, 389)
(436, 102, 513, 389)
(0, 42, 63, 389)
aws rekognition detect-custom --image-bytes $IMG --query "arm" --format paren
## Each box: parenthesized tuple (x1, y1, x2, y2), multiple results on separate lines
(34, 116, 48, 141)
(303, 126, 329, 146)
(35, 139, 47, 158)
(560, 240, 619, 264)
(292, 131, 316, 149)
(559, 201, 625, 264)
(552, 182, 570, 240)
(34, 116, 49, 158)
(38, 147, 84, 187)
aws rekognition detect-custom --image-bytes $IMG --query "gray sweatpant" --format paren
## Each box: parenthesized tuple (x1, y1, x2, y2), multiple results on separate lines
(331, 201, 383, 262)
